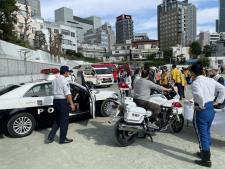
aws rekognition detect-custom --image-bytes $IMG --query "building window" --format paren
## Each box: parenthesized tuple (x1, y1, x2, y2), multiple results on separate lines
(54, 29, 59, 34)
(32, 27, 36, 34)
(71, 32, 75, 37)
(61, 29, 70, 36)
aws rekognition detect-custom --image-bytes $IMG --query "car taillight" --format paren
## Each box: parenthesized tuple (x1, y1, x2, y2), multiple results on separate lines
(172, 102, 183, 108)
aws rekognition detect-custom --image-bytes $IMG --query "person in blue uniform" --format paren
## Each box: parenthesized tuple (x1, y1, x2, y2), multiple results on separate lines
(47, 66, 75, 144)
(190, 63, 225, 168)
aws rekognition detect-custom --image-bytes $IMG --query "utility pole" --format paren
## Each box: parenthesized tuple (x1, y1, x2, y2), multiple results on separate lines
(18, 49, 31, 75)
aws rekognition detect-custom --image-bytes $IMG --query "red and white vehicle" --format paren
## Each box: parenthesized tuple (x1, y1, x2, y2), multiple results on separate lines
(83, 66, 114, 87)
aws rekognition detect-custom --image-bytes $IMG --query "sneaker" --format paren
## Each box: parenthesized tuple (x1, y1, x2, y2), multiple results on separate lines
(59, 138, 73, 144)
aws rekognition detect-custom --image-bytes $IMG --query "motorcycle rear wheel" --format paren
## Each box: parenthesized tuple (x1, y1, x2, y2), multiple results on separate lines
(170, 114, 184, 133)
(114, 118, 138, 147)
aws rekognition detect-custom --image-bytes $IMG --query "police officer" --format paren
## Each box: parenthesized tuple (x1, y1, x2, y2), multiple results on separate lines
(190, 63, 225, 167)
(47, 66, 75, 144)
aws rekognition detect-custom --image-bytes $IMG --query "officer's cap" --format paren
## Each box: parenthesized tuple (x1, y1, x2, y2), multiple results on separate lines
(60, 66, 71, 74)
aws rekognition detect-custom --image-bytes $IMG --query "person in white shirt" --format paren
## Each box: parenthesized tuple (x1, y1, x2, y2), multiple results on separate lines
(47, 66, 76, 144)
(190, 63, 225, 168)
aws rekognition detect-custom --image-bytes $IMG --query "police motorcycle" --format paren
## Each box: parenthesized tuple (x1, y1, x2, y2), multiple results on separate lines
(107, 82, 184, 147)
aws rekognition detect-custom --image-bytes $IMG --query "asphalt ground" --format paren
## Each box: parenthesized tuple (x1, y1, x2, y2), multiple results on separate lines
(0, 116, 225, 169)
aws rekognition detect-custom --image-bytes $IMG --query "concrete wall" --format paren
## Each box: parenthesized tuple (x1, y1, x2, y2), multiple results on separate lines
(0, 74, 45, 89)
(0, 40, 52, 62)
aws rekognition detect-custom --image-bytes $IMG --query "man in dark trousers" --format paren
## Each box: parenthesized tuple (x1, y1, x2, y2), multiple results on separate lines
(47, 66, 75, 144)
(190, 63, 225, 167)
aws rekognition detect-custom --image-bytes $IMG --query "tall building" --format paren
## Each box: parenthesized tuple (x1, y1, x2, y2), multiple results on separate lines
(218, 0, 225, 32)
(199, 31, 210, 49)
(157, 0, 197, 50)
(55, 7, 102, 43)
(116, 14, 134, 44)
(17, 0, 41, 18)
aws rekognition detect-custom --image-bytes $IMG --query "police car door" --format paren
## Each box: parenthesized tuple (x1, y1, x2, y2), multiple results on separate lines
(21, 83, 53, 115)
(84, 83, 96, 119)
(89, 89, 96, 118)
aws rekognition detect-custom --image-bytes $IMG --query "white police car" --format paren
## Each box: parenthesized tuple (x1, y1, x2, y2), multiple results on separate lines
(0, 80, 118, 138)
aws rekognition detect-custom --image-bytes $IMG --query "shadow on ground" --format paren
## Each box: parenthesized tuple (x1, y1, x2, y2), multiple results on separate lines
(174, 126, 225, 148)
(75, 119, 117, 147)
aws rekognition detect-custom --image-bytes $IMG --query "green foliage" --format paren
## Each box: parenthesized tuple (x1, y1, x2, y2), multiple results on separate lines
(0, 0, 18, 42)
(203, 45, 212, 57)
(189, 41, 202, 58)
(65, 50, 102, 63)
(198, 57, 210, 67)
(146, 53, 156, 61)
(163, 48, 173, 61)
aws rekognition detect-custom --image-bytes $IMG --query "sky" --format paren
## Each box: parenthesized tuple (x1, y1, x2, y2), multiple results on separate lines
(40, 0, 219, 39)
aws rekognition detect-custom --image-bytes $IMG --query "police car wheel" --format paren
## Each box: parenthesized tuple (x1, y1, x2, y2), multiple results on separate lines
(101, 99, 117, 117)
(7, 113, 36, 138)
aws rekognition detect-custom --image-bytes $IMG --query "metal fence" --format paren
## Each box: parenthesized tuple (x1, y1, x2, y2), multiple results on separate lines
(0, 58, 60, 77)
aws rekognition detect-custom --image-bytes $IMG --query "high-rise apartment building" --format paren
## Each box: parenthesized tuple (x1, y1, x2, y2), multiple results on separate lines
(157, 0, 196, 50)
(116, 14, 134, 44)
(17, 0, 41, 18)
(218, 0, 225, 32)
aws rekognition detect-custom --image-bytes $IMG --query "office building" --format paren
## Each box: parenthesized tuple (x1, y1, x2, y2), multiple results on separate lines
(43, 21, 78, 53)
(84, 23, 115, 51)
(55, 7, 102, 43)
(199, 31, 210, 49)
(133, 33, 149, 41)
(157, 0, 197, 50)
(116, 14, 134, 44)
(218, 0, 225, 32)
(17, 0, 41, 18)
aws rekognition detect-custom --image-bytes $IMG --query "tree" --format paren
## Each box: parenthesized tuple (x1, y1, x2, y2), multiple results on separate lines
(163, 48, 173, 62)
(20, 0, 32, 42)
(147, 53, 156, 60)
(189, 41, 202, 58)
(34, 31, 46, 50)
(203, 45, 212, 57)
(0, 0, 18, 42)
(198, 57, 210, 67)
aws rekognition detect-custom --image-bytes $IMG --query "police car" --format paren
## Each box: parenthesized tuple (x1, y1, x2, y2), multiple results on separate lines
(0, 80, 118, 138)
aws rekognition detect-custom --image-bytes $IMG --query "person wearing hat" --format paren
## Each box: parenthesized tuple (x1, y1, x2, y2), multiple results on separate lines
(190, 63, 225, 167)
(210, 66, 224, 85)
(47, 66, 76, 144)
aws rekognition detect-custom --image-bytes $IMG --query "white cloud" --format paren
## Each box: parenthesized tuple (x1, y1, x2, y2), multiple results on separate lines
(197, 7, 218, 25)
(41, 0, 161, 20)
(40, 0, 219, 38)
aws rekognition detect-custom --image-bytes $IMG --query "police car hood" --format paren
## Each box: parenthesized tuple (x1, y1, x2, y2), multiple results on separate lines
(94, 89, 117, 101)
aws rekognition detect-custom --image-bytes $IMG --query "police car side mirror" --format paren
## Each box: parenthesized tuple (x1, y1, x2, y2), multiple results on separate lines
(86, 81, 94, 89)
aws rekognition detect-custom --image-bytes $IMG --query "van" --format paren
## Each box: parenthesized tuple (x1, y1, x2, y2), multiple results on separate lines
(83, 67, 114, 87)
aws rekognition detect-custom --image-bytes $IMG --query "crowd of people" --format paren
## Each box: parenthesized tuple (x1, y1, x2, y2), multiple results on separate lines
(117, 64, 224, 99)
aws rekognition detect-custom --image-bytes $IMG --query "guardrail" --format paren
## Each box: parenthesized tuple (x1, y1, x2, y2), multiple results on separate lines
(0, 58, 60, 77)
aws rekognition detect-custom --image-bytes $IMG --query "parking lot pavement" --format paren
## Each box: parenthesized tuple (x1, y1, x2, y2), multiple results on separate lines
(0, 117, 224, 169)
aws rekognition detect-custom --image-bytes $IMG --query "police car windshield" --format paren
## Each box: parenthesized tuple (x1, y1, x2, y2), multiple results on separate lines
(95, 68, 111, 75)
(0, 85, 20, 96)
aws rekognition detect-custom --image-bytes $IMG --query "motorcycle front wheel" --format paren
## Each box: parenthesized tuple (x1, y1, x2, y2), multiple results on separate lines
(114, 118, 138, 147)
(170, 114, 184, 133)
